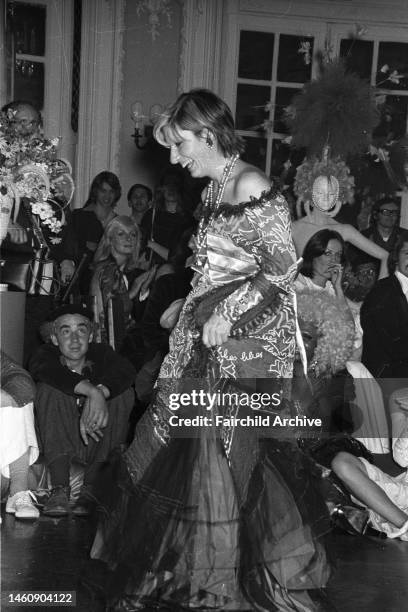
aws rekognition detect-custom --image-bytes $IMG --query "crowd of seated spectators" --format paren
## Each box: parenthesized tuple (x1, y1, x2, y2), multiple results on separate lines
(1, 148, 199, 521)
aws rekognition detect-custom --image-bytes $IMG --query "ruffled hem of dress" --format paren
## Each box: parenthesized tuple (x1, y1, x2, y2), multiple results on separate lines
(91, 436, 332, 612)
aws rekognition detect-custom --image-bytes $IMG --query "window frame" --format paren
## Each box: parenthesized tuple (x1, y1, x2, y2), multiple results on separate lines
(221, 12, 408, 177)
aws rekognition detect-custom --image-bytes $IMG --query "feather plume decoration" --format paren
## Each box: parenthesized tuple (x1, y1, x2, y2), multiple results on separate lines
(285, 60, 380, 159)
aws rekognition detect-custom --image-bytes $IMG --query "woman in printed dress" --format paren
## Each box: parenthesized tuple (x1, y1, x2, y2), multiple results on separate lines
(91, 89, 333, 612)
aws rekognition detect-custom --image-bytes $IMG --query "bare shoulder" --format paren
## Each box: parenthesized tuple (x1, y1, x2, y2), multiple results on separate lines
(233, 162, 271, 203)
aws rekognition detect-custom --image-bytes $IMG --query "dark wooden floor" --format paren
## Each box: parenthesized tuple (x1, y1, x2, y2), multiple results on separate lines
(2, 508, 408, 612)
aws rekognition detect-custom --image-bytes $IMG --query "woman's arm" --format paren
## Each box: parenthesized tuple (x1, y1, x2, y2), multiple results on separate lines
(129, 266, 157, 300)
(147, 239, 169, 261)
(342, 225, 389, 279)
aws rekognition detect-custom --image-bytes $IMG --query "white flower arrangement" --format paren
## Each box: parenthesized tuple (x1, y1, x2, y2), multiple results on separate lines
(0, 109, 74, 239)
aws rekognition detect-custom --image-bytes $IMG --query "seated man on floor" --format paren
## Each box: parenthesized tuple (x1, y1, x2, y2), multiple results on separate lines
(29, 303, 136, 517)
(1, 350, 40, 520)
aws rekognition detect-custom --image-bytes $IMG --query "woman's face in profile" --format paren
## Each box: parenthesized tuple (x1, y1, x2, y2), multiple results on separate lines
(164, 125, 209, 178)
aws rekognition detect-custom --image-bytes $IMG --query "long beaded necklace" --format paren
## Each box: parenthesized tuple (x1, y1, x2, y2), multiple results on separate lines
(195, 154, 239, 258)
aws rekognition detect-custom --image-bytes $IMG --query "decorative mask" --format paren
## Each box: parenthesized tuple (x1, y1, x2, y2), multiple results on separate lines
(312, 175, 340, 212)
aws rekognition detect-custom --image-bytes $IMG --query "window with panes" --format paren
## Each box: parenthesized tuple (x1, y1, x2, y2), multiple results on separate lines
(234, 28, 408, 176)
(6, 1, 46, 110)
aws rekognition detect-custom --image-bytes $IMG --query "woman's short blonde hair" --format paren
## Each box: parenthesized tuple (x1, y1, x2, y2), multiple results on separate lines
(93, 215, 141, 269)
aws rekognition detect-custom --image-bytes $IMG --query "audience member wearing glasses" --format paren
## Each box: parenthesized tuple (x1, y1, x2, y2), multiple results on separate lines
(362, 196, 401, 253)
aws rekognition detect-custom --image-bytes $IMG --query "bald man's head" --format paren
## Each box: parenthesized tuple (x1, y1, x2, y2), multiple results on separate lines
(2, 101, 41, 137)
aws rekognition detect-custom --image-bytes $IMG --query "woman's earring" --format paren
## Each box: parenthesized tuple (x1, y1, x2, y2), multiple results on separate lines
(206, 136, 214, 149)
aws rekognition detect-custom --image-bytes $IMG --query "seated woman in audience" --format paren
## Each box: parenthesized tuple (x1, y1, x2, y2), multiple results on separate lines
(296, 229, 391, 453)
(296, 228, 348, 301)
(331, 387, 408, 540)
(90, 215, 144, 350)
(1, 350, 40, 520)
(127, 183, 152, 227)
(140, 172, 192, 266)
(295, 228, 365, 361)
(60, 171, 121, 296)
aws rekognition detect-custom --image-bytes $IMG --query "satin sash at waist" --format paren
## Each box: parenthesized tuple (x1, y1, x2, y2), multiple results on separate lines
(195, 231, 259, 286)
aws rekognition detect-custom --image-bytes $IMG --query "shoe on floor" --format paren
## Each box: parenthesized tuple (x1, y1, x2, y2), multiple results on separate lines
(6, 490, 40, 520)
(72, 485, 95, 517)
(43, 486, 70, 517)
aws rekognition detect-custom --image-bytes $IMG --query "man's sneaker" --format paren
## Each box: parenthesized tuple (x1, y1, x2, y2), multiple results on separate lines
(43, 486, 70, 517)
(6, 491, 40, 520)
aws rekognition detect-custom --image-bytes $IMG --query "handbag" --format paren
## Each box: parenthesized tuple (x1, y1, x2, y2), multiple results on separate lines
(0, 255, 32, 292)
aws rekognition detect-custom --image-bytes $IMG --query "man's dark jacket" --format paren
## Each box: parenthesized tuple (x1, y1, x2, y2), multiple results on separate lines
(361, 274, 408, 394)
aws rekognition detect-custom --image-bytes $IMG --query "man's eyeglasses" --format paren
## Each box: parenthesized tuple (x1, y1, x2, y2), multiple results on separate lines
(379, 208, 399, 216)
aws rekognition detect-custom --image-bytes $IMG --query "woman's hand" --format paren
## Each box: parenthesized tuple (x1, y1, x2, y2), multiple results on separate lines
(129, 266, 157, 300)
(202, 313, 232, 348)
(329, 263, 344, 296)
(147, 239, 169, 261)
(60, 259, 75, 283)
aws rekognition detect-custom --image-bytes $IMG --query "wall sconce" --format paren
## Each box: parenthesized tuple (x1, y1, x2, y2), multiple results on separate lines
(135, 0, 172, 41)
(130, 102, 163, 150)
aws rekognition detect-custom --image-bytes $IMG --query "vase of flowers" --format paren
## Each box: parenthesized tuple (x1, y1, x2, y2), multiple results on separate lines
(0, 108, 74, 246)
